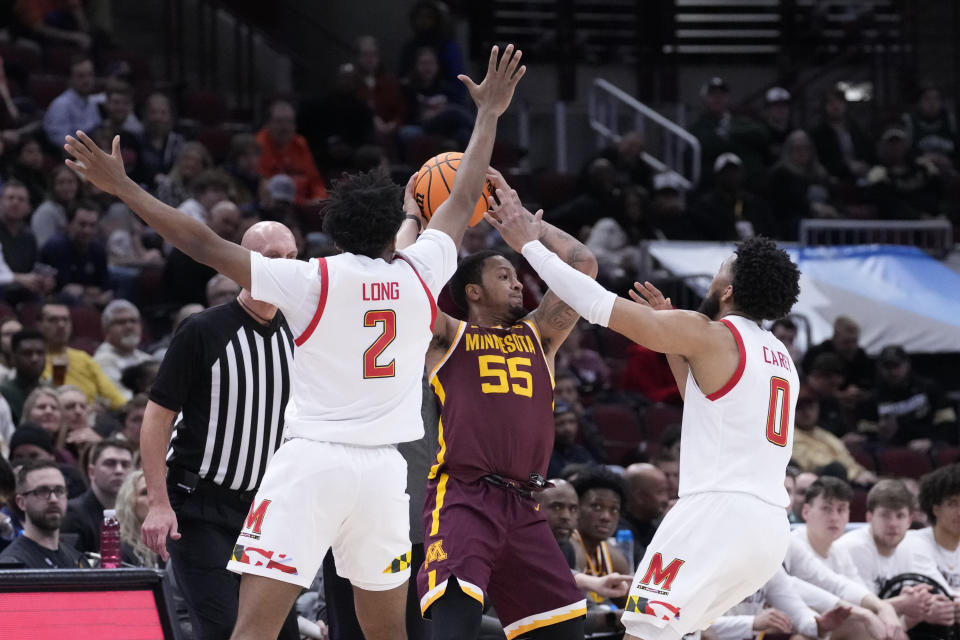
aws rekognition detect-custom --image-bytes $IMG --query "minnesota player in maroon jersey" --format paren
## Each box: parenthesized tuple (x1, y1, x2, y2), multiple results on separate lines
(397, 168, 621, 640)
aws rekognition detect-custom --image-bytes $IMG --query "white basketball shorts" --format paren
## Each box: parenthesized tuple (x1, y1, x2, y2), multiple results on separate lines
(621, 491, 790, 640)
(226, 438, 412, 590)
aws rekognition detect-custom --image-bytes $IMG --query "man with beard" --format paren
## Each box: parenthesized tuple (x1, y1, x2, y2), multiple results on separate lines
(94, 299, 153, 395)
(408, 167, 595, 640)
(0, 460, 86, 568)
(490, 191, 803, 640)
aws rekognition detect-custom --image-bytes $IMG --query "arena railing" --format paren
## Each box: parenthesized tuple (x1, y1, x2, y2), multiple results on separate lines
(588, 78, 702, 189)
(798, 219, 955, 257)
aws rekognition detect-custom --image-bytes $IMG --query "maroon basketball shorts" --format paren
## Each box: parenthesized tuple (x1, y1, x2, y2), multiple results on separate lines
(417, 472, 586, 639)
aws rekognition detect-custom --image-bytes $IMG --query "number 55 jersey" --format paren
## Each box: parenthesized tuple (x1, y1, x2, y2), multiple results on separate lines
(429, 319, 555, 484)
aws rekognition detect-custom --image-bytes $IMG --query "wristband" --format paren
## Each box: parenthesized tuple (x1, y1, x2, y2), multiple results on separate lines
(404, 214, 422, 231)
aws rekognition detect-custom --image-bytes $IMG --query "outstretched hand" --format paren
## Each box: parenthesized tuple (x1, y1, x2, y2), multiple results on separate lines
(484, 187, 542, 252)
(628, 281, 673, 311)
(459, 44, 525, 117)
(64, 131, 129, 196)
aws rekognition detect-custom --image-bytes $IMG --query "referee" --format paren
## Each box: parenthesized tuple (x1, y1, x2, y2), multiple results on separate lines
(140, 221, 300, 640)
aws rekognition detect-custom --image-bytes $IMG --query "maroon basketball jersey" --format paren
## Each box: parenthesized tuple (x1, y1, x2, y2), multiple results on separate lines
(429, 320, 554, 484)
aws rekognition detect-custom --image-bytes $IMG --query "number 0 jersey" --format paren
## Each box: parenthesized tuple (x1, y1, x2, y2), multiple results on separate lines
(429, 320, 555, 484)
(249, 229, 457, 447)
(678, 314, 799, 507)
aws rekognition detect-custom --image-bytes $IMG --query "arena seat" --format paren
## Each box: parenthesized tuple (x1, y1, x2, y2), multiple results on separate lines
(877, 448, 933, 479)
(29, 74, 67, 109)
(936, 447, 960, 467)
(643, 404, 683, 444)
(591, 403, 643, 464)
(0, 42, 41, 73)
(850, 487, 869, 522)
(849, 443, 877, 471)
(181, 88, 227, 126)
(70, 306, 103, 341)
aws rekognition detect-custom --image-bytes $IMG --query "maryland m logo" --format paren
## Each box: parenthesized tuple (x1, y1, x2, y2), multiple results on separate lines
(639, 553, 685, 593)
(424, 540, 448, 568)
(244, 499, 271, 536)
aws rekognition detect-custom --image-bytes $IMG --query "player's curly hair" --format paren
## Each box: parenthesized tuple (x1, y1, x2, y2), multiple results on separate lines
(919, 463, 960, 525)
(571, 465, 626, 507)
(731, 236, 800, 321)
(449, 250, 503, 313)
(321, 170, 404, 258)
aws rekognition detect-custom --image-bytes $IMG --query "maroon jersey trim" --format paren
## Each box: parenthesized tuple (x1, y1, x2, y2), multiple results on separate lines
(396, 255, 438, 331)
(521, 319, 555, 387)
(294, 257, 329, 346)
(706, 318, 746, 401)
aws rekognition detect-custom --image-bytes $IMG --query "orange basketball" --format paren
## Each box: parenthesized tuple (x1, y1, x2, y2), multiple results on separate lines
(414, 152, 495, 227)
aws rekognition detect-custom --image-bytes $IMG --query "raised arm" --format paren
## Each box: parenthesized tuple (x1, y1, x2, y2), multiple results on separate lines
(427, 44, 525, 248)
(63, 132, 251, 289)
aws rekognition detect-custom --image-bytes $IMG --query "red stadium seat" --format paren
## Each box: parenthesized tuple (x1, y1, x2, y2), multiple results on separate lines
(937, 447, 960, 467)
(849, 444, 877, 471)
(533, 171, 576, 210)
(181, 89, 227, 126)
(17, 302, 40, 327)
(69, 336, 99, 356)
(877, 448, 933, 479)
(43, 47, 80, 75)
(70, 306, 104, 341)
(193, 126, 233, 164)
(30, 74, 67, 109)
(0, 43, 41, 73)
(643, 404, 683, 444)
(850, 488, 869, 522)
(591, 403, 644, 464)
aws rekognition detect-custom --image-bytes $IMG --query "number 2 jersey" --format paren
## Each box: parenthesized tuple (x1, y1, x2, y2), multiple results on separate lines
(249, 229, 457, 446)
(429, 320, 555, 484)
(679, 314, 799, 507)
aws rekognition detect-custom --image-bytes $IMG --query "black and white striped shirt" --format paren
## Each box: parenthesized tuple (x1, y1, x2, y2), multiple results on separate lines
(150, 301, 294, 492)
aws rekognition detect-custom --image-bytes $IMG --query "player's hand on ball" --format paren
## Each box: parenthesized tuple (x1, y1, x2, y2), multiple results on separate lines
(402, 172, 426, 229)
(752, 608, 793, 634)
(629, 281, 673, 311)
(459, 44, 525, 117)
(64, 131, 128, 196)
(141, 504, 181, 561)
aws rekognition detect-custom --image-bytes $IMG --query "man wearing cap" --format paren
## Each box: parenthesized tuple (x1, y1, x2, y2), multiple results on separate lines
(688, 76, 768, 187)
(690, 152, 773, 241)
(865, 126, 942, 220)
(791, 386, 877, 485)
(856, 346, 958, 452)
(8, 424, 88, 497)
(548, 401, 597, 478)
(761, 87, 794, 164)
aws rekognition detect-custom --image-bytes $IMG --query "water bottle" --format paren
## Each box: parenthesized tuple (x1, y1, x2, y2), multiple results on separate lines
(615, 528, 635, 571)
(100, 509, 121, 568)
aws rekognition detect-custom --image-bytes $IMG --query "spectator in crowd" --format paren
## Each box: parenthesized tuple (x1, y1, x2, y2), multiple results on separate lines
(0, 455, 17, 551)
(687, 76, 768, 187)
(56, 385, 101, 460)
(760, 86, 794, 165)
(8, 424, 56, 464)
(858, 346, 958, 451)
(785, 468, 799, 522)
(793, 478, 909, 635)
(618, 344, 682, 404)
(256, 97, 327, 205)
(791, 386, 877, 485)
(804, 316, 874, 389)
(0, 179, 39, 278)
(554, 322, 610, 397)
(593, 130, 654, 194)
(536, 479, 581, 568)
(903, 85, 958, 168)
(38, 201, 112, 305)
(835, 479, 956, 628)
(0, 317, 23, 379)
(792, 470, 819, 523)
(810, 86, 874, 184)
(222, 134, 262, 214)
(584, 217, 646, 288)
(547, 400, 596, 478)
(0, 460, 86, 569)
(100, 79, 144, 137)
(62, 437, 134, 554)
(0, 329, 47, 423)
(554, 370, 606, 462)
(14, 0, 93, 50)
(805, 352, 856, 438)
(205, 274, 241, 308)
(37, 303, 126, 409)
(549, 157, 622, 237)
(865, 127, 942, 220)
(147, 303, 203, 360)
(154, 142, 212, 208)
(653, 450, 680, 502)
(648, 172, 695, 239)
(619, 462, 669, 563)
(164, 200, 240, 305)
(42, 55, 100, 147)
(32, 165, 81, 249)
(116, 469, 157, 567)
(139, 93, 186, 188)
(399, 46, 473, 154)
(690, 152, 774, 241)
(118, 393, 147, 449)
(766, 129, 838, 240)
(771, 317, 804, 364)
(571, 466, 632, 602)
(120, 360, 159, 398)
(398, 0, 466, 101)
(94, 299, 152, 395)
(911, 463, 960, 593)
(175, 168, 231, 224)
(7, 135, 47, 208)
(22, 387, 72, 464)
(353, 35, 406, 154)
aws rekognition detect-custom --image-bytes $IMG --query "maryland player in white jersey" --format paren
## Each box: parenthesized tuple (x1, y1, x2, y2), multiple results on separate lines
(63, 43, 526, 640)
(488, 190, 802, 640)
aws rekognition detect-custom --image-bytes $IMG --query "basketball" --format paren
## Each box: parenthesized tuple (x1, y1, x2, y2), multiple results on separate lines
(414, 152, 495, 227)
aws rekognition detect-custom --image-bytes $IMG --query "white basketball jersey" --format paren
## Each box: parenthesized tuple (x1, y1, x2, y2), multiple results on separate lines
(678, 314, 799, 507)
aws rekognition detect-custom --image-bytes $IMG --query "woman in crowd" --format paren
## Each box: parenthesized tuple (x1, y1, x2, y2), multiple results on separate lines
(32, 164, 82, 248)
(116, 469, 158, 568)
(153, 141, 211, 207)
(767, 129, 839, 240)
(21, 387, 73, 465)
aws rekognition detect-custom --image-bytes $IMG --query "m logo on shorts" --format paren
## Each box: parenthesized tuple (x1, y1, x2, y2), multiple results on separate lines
(638, 553, 685, 594)
(424, 540, 448, 568)
(244, 499, 271, 536)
